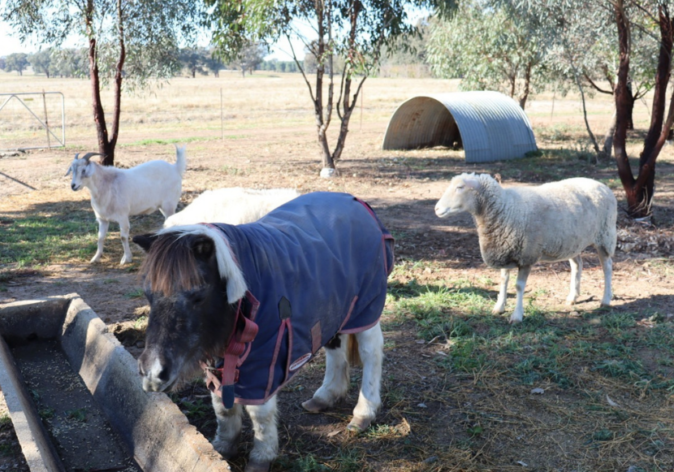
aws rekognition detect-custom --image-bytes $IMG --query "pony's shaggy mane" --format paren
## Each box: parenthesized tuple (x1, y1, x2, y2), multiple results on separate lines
(141, 224, 247, 302)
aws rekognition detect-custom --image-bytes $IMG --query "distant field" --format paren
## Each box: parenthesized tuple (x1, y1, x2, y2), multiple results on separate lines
(0, 70, 642, 152)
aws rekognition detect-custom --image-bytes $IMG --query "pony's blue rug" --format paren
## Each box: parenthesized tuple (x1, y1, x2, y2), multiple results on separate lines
(209, 191, 394, 405)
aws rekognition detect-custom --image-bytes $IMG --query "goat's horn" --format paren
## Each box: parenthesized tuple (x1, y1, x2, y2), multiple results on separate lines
(81, 152, 103, 161)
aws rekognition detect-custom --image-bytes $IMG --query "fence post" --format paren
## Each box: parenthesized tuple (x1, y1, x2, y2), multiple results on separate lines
(42, 89, 51, 149)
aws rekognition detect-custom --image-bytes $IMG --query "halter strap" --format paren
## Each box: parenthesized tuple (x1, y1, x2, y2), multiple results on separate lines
(202, 296, 259, 408)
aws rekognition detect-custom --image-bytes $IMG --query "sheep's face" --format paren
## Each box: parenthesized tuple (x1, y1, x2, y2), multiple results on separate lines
(65, 158, 94, 191)
(435, 175, 481, 217)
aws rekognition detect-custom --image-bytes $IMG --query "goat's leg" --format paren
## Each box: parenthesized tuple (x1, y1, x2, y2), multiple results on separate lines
(119, 217, 133, 265)
(510, 265, 532, 324)
(597, 247, 613, 306)
(159, 202, 177, 219)
(348, 322, 383, 433)
(302, 334, 349, 414)
(566, 255, 583, 305)
(244, 396, 278, 472)
(492, 269, 510, 314)
(90, 219, 109, 263)
(210, 392, 242, 458)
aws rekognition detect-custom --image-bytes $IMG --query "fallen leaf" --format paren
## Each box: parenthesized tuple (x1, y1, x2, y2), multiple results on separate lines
(417, 403, 427, 408)
(606, 394, 620, 408)
(516, 461, 528, 467)
(530, 388, 545, 395)
(327, 429, 341, 438)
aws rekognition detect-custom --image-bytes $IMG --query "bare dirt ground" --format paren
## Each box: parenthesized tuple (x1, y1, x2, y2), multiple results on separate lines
(1, 73, 673, 471)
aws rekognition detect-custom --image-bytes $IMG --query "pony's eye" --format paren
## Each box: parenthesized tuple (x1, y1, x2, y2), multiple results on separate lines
(186, 290, 206, 304)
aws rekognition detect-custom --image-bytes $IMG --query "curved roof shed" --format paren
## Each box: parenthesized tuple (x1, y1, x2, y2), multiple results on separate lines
(382, 91, 537, 163)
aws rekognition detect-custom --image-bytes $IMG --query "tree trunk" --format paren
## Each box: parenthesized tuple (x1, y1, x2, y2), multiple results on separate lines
(85, 0, 112, 166)
(574, 72, 601, 159)
(603, 113, 616, 160)
(614, 2, 672, 217)
(103, 0, 125, 167)
(518, 63, 532, 110)
(626, 82, 635, 130)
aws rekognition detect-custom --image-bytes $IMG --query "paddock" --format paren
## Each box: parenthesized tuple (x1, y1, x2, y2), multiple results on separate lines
(1, 73, 673, 471)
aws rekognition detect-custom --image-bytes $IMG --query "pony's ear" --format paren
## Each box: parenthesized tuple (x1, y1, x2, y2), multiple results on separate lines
(133, 233, 159, 252)
(192, 235, 214, 261)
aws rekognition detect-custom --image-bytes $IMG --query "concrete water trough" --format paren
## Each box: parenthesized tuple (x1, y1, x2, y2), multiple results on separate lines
(0, 294, 231, 472)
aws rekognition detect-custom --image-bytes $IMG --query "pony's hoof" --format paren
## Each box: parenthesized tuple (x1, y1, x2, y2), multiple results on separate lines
(211, 437, 238, 459)
(302, 398, 330, 413)
(245, 460, 271, 472)
(346, 416, 372, 434)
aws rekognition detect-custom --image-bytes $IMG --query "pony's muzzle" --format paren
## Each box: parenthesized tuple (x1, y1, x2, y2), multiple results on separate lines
(138, 349, 173, 392)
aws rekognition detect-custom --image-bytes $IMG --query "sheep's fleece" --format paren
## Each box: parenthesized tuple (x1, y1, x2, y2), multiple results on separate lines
(435, 173, 617, 323)
(164, 187, 300, 227)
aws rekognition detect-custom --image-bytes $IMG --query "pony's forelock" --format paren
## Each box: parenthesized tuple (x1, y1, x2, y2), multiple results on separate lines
(153, 224, 247, 303)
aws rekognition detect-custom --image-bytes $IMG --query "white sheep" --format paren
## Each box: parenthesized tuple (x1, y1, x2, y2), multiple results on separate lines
(163, 187, 300, 227)
(66, 146, 186, 265)
(435, 173, 617, 323)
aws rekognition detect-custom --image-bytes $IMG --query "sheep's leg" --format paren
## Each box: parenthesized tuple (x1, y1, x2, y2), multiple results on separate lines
(244, 396, 278, 472)
(119, 217, 133, 265)
(90, 219, 109, 263)
(210, 392, 242, 458)
(597, 247, 613, 306)
(566, 255, 582, 305)
(492, 269, 510, 314)
(348, 322, 383, 433)
(302, 334, 349, 414)
(510, 266, 531, 324)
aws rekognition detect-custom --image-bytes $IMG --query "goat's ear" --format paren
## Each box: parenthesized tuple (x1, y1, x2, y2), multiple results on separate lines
(191, 235, 214, 261)
(133, 233, 159, 252)
(64, 165, 72, 177)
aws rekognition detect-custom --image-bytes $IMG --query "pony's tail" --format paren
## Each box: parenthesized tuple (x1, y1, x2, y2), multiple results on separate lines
(347, 334, 361, 367)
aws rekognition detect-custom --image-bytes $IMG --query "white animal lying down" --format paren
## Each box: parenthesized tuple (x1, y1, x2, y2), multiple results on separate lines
(163, 187, 300, 227)
(435, 173, 617, 323)
(66, 146, 186, 265)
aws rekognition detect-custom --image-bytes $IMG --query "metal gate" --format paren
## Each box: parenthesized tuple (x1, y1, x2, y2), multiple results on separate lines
(0, 92, 65, 151)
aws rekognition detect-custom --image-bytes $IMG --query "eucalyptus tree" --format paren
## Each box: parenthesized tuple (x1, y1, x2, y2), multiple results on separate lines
(524, 0, 670, 218)
(4, 53, 29, 75)
(427, 0, 548, 109)
(208, 0, 456, 175)
(3, 0, 203, 165)
(29, 49, 53, 78)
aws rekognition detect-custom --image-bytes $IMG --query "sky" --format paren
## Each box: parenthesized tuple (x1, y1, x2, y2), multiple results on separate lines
(0, 18, 306, 61)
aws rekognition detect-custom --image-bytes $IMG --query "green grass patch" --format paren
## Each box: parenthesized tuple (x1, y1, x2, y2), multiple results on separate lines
(0, 209, 97, 267)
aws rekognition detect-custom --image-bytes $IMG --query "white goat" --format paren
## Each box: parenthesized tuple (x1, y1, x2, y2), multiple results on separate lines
(66, 147, 186, 265)
(435, 173, 617, 323)
(163, 187, 300, 227)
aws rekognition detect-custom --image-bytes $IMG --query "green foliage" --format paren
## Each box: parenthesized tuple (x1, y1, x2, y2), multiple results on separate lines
(4, 52, 29, 75)
(207, 0, 456, 168)
(28, 49, 52, 77)
(427, 1, 547, 108)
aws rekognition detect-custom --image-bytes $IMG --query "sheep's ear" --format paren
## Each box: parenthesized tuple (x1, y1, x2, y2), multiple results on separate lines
(462, 175, 481, 190)
(133, 233, 159, 252)
(191, 235, 214, 261)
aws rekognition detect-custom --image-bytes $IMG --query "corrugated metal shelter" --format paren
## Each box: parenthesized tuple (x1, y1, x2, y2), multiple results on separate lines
(382, 91, 537, 163)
